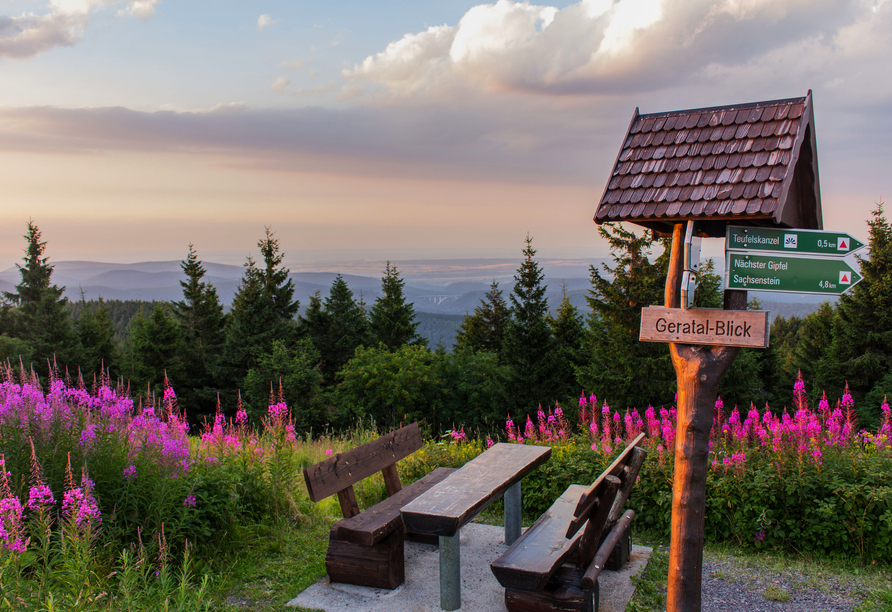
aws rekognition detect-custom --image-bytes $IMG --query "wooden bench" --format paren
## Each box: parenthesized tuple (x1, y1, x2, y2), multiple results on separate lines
(303, 422, 456, 590)
(490, 433, 648, 612)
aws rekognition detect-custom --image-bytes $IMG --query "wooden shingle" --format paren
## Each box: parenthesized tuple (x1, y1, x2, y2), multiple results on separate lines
(595, 91, 822, 237)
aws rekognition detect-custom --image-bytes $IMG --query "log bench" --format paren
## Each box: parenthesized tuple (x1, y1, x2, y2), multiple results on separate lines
(303, 422, 456, 589)
(490, 433, 648, 612)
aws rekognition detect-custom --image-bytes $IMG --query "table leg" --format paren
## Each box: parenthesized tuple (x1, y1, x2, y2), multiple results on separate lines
(439, 533, 461, 611)
(505, 481, 521, 545)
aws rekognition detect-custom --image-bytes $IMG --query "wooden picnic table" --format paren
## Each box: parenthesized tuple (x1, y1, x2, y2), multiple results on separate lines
(400, 442, 552, 611)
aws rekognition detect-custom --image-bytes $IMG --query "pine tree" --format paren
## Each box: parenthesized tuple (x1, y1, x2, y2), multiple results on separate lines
(454, 280, 510, 360)
(171, 244, 226, 419)
(548, 285, 585, 399)
(369, 262, 424, 350)
(2, 221, 80, 375)
(825, 203, 892, 425)
(319, 275, 369, 382)
(126, 304, 184, 393)
(502, 234, 563, 411)
(576, 223, 675, 409)
(76, 296, 119, 378)
(222, 228, 300, 397)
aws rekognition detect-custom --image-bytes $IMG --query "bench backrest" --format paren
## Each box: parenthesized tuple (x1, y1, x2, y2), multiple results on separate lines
(566, 433, 648, 569)
(303, 422, 423, 518)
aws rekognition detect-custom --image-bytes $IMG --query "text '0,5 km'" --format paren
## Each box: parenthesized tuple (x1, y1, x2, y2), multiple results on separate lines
(726, 226, 865, 256)
(639, 307, 769, 348)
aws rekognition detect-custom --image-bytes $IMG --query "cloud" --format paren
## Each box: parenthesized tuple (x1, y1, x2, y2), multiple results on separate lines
(344, 0, 891, 103)
(1, 0, 159, 58)
(257, 14, 275, 32)
(270, 77, 290, 91)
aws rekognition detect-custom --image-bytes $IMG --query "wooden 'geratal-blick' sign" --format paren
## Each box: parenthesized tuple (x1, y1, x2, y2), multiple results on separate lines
(639, 307, 770, 348)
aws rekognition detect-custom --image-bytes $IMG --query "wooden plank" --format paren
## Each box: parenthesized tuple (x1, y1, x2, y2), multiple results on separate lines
(576, 476, 620, 569)
(381, 463, 402, 497)
(401, 443, 552, 537)
(303, 423, 423, 502)
(505, 566, 595, 612)
(337, 485, 360, 519)
(334, 467, 457, 546)
(639, 306, 769, 348)
(326, 528, 404, 590)
(490, 484, 588, 592)
(572, 433, 646, 522)
(581, 510, 635, 590)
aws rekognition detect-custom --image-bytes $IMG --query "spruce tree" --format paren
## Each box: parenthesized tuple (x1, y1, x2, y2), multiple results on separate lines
(76, 296, 119, 378)
(825, 203, 892, 425)
(548, 286, 585, 400)
(454, 280, 510, 360)
(2, 221, 80, 375)
(320, 275, 369, 382)
(126, 304, 184, 393)
(171, 245, 226, 419)
(502, 234, 562, 412)
(369, 262, 424, 350)
(576, 223, 675, 409)
(222, 228, 300, 397)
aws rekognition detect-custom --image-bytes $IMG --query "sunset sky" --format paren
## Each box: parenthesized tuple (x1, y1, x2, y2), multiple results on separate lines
(1, 0, 890, 267)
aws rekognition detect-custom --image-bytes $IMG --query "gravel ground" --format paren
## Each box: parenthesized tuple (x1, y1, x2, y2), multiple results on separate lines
(700, 553, 868, 612)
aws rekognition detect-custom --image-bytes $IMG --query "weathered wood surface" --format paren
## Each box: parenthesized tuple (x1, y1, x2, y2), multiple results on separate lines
(640, 306, 769, 348)
(303, 422, 422, 503)
(505, 565, 596, 612)
(575, 476, 620, 571)
(571, 433, 646, 527)
(401, 443, 552, 537)
(326, 528, 405, 590)
(491, 484, 588, 591)
(333, 466, 456, 546)
(663, 223, 743, 612)
(581, 509, 636, 590)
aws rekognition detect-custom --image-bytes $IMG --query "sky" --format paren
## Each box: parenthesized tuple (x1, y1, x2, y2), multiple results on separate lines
(1, 0, 890, 267)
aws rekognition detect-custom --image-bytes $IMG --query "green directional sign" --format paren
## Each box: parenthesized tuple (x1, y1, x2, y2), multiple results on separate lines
(725, 253, 862, 295)
(726, 226, 864, 256)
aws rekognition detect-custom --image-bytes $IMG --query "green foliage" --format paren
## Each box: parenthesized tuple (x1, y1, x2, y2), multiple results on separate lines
(369, 261, 424, 350)
(503, 235, 563, 412)
(548, 287, 586, 401)
(302, 275, 370, 384)
(692, 258, 723, 309)
(75, 296, 119, 379)
(334, 343, 439, 428)
(435, 349, 513, 431)
(454, 279, 511, 360)
(415, 311, 465, 352)
(1, 220, 81, 376)
(825, 203, 892, 426)
(577, 223, 675, 409)
(244, 338, 325, 428)
(171, 245, 227, 422)
(222, 228, 300, 398)
(125, 304, 184, 393)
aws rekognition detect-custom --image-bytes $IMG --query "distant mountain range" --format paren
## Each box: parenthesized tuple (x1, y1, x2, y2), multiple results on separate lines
(0, 258, 836, 321)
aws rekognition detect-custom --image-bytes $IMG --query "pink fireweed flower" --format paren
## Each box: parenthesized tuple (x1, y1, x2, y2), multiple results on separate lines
(62, 486, 101, 527)
(183, 495, 197, 508)
(27, 484, 55, 509)
(486, 437, 495, 448)
(0, 495, 26, 553)
(450, 427, 466, 442)
(325, 448, 334, 457)
(579, 394, 586, 407)
(236, 409, 248, 425)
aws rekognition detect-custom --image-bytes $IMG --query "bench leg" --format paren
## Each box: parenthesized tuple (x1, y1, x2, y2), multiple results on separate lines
(439, 533, 461, 611)
(505, 481, 522, 545)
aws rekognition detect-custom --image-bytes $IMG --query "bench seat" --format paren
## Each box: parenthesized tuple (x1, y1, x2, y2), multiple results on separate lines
(332, 466, 457, 546)
(491, 484, 588, 591)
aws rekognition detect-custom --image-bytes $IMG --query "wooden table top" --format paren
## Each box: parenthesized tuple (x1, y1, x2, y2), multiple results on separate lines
(400, 443, 552, 537)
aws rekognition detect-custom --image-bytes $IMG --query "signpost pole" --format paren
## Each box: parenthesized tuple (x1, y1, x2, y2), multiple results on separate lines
(665, 224, 742, 612)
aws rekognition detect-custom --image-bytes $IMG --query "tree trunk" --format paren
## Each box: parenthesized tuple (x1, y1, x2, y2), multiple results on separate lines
(664, 224, 743, 612)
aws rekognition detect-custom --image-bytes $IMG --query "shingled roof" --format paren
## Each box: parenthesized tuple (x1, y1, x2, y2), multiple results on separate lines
(594, 91, 822, 237)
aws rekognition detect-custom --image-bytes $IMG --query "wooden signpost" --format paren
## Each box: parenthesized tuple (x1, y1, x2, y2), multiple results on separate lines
(595, 93, 826, 612)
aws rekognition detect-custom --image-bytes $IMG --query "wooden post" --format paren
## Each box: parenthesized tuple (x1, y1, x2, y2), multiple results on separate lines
(665, 224, 743, 612)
